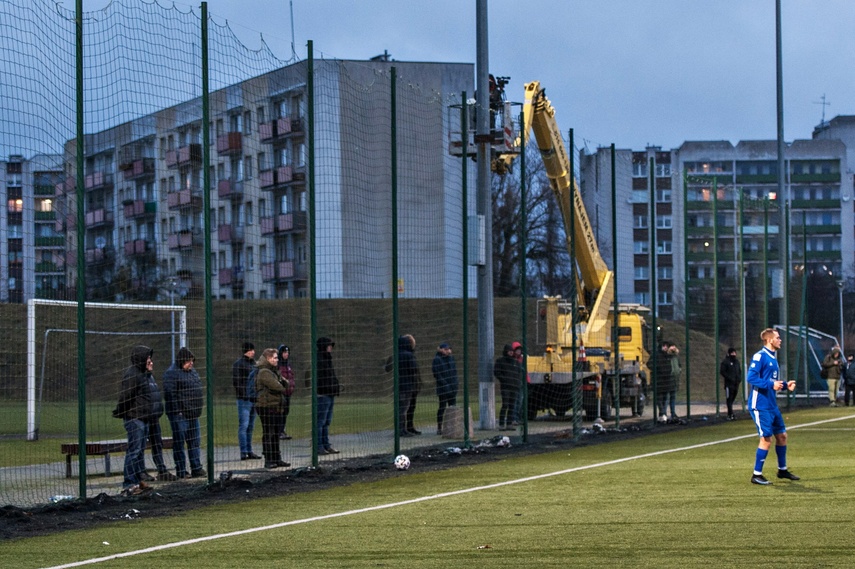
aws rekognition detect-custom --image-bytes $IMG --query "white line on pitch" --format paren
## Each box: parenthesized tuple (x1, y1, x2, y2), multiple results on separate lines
(42, 413, 855, 569)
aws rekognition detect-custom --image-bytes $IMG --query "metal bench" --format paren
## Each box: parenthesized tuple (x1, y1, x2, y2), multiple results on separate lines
(60, 438, 174, 478)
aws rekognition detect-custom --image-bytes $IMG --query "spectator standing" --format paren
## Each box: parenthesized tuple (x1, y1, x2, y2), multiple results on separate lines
(666, 342, 681, 422)
(494, 343, 522, 430)
(277, 344, 296, 440)
(647, 342, 673, 422)
(143, 385, 176, 482)
(844, 354, 855, 406)
(255, 348, 290, 469)
(233, 342, 261, 460)
(747, 328, 799, 485)
(113, 345, 160, 495)
(511, 341, 526, 425)
(316, 336, 341, 454)
(398, 334, 421, 436)
(720, 347, 743, 420)
(431, 342, 458, 435)
(163, 347, 206, 479)
(821, 347, 843, 407)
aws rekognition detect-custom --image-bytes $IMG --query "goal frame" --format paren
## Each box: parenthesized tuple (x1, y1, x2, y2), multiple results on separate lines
(26, 299, 187, 440)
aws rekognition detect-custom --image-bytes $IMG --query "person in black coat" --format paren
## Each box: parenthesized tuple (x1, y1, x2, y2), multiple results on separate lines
(163, 347, 206, 478)
(432, 342, 458, 435)
(316, 336, 340, 454)
(398, 334, 422, 436)
(113, 345, 161, 493)
(494, 344, 523, 430)
(720, 347, 743, 420)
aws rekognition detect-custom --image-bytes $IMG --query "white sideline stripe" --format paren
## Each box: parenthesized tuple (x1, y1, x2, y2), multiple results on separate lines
(42, 414, 855, 569)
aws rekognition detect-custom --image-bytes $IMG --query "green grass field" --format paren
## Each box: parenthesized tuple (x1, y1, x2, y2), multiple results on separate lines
(3, 407, 854, 568)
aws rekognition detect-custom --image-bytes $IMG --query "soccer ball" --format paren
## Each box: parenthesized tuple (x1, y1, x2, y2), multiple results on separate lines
(394, 454, 411, 470)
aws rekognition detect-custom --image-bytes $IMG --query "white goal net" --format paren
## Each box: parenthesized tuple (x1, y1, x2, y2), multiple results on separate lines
(26, 299, 188, 441)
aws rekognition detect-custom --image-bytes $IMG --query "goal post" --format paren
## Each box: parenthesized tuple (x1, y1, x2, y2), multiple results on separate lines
(26, 299, 188, 441)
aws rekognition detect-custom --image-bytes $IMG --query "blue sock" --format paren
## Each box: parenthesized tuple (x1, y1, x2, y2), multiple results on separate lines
(776, 445, 787, 470)
(753, 448, 769, 475)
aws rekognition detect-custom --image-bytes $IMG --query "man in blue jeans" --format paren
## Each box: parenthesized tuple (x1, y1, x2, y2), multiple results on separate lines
(113, 345, 161, 495)
(233, 342, 261, 460)
(316, 336, 340, 454)
(164, 347, 206, 479)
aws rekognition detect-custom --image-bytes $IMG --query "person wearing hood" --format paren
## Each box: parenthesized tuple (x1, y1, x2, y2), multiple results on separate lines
(255, 348, 291, 469)
(113, 345, 162, 494)
(720, 347, 742, 420)
(163, 347, 206, 479)
(821, 346, 844, 407)
(494, 343, 523, 430)
(398, 334, 421, 436)
(276, 344, 296, 440)
(431, 342, 458, 435)
(316, 336, 341, 454)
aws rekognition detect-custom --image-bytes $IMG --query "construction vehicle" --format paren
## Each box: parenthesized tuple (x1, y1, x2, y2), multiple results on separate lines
(494, 81, 650, 421)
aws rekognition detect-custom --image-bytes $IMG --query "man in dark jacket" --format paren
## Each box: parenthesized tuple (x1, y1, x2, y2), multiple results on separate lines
(494, 343, 522, 430)
(113, 345, 161, 494)
(316, 336, 341, 454)
(398, 334, 421, 436)
(233, 342, 260, 460)
(432, 342, 458, 435)
(163, 347, 206, 479)
(720, 347, 743, 420)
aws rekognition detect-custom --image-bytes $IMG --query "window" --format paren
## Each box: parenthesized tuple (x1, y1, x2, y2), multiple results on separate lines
(657, 241, 672, 254)
(257, 106, 266, 125)
(632, 160, 648, 178)
(7, 198, 23, 213)
(657, 292, 672, 305)
(257, 152, 267, 173)
(247, 247, 254, 271)
(633, 215, 648, 229)
(634, 266, 649, 280)
(231, 157, 243, 181)
(657, 266, 673, 279)
(656, 215, 672, 229)
(246, 202, 253, 225)
(631, 190, 648, 203)
(655, 163, 671, 177)
(656, 189, 671, 203)
(634, 241, 649, 254)
(244, 155, 252, 180)
(634, 292, 649, 305)
(243, 110, 251, 134)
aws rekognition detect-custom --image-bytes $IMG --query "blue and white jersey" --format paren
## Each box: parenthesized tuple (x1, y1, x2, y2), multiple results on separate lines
(746, 346, 779, 411)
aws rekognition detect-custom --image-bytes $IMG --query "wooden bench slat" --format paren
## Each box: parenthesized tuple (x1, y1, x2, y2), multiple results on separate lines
(61, 438, 174, 478)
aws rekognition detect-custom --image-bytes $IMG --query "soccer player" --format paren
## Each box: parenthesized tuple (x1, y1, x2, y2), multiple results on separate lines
(746, 328, 800, 485)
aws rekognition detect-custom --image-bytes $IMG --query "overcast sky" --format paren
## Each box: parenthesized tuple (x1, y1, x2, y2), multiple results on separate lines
(67, 1, 855, 152)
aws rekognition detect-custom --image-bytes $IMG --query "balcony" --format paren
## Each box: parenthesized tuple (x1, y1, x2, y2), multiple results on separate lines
(34, 211, 56, 222)
(258, 165, 305, 190)
(34, 184, 55, 196)
(55, 178, 75, 196)
(123, 199, 157, 219)
(85, 246, 115, 264)
(167, 229, 201, 251)
(35, 261, 63, 273)
(166, 188, 203, 211)
(216, 132, 242, 155)
(217, 178, 244, 201)
(258, 116, 303, 143)
(217, 224, 245, 243)
(122, 158, 155, 181)
(84, 208, 114, 229)
(261, 260, 307, 282)
(35, 236, 65, 247)
(260, 211, 308, 235)
(218, 266, 245, 287)
(83, 171, 114, 192)
(164, 143, 202, 169)
(124, 238, 153, 258)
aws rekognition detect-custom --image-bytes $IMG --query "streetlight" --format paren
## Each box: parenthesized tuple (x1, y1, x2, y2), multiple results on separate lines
(837, 279, 844, 354)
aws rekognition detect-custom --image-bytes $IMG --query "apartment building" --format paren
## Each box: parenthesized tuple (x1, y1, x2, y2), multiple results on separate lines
(580, 136, 850, 321)
(1, 154, 65, 303)
(49, 59, 474, 303)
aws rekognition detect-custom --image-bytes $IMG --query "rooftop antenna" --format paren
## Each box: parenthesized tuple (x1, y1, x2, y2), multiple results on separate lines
(813, 93, 830, 126)
(289, 0, 297, 60)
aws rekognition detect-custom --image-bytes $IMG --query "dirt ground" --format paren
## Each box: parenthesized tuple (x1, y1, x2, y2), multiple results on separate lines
(0, 415, 729, 541)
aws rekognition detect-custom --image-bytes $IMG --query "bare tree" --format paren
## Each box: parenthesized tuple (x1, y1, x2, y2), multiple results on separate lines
(492, 146, 572, 297)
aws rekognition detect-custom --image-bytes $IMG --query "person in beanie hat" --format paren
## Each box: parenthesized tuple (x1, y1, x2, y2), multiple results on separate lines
(164, 347, 206, 478)
(316, 337, 341, 454)
(233, 342, 260, 460)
